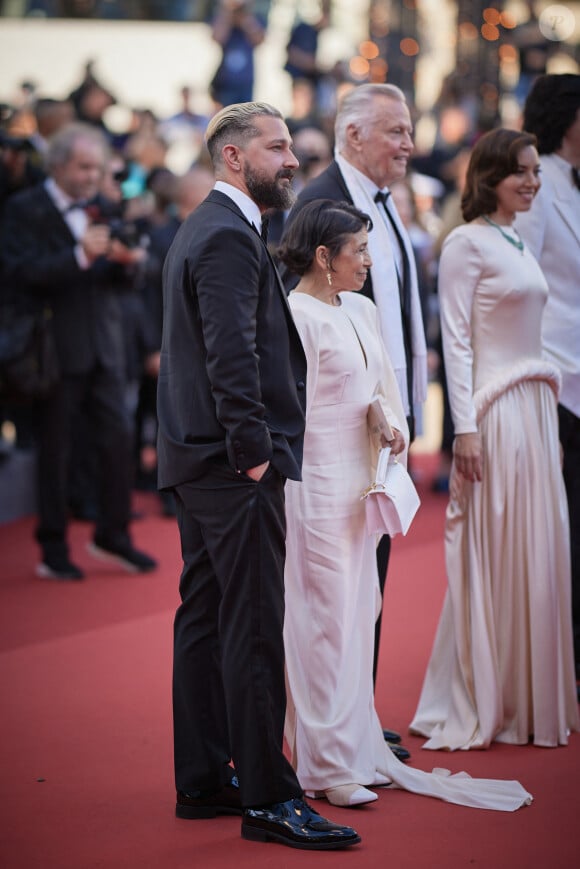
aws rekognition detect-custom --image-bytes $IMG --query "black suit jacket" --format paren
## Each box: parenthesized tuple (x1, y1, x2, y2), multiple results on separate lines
(157, 189, 307, 488)
(0, 184, 126, 376)
(281, 161, 375, 303)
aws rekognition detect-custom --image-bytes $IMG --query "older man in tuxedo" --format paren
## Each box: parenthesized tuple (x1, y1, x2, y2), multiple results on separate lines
(157, 102, 360, 850)
(0, 122, 157, 579)
(282, 84, 427, 751)
(515, 74, 580, 695)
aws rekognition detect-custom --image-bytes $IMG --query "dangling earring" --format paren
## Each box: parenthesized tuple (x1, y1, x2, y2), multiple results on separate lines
(326, 270, 333, 286)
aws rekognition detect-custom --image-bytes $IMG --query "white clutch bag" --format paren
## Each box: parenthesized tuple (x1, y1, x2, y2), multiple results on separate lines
(361, 447, 420, 537)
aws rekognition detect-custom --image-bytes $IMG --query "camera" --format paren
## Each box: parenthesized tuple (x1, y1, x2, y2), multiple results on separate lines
(108, 217, 141, 249)
(86, 198, 142, 249)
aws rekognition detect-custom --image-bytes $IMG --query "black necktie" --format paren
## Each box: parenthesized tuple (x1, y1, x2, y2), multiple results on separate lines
(260, 217, 269, 244)
(572, 167, 580, 191)
(374, 189, 414, 424)
(251, 218, 269, 244)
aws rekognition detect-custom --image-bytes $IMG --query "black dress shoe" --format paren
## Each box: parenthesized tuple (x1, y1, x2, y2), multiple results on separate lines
(242, 798, 361, 850)
(176, 776, 242, 819)
(382, 728, 402, 744)
(387, 742, 411, 762)
(88, 537, 157, 573)
(36, 556, 85, 581)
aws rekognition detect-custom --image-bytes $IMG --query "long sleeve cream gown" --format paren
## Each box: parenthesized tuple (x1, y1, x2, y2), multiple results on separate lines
(410, 222, 579, 750)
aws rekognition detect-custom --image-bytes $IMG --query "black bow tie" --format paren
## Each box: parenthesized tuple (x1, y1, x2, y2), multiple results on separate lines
(572, 167, 580, 191)
(65, 201, 89, 213)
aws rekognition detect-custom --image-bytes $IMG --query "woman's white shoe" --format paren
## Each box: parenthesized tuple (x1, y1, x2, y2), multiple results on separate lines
(324, 784, 378, 807)
(370, 772, 391, 787)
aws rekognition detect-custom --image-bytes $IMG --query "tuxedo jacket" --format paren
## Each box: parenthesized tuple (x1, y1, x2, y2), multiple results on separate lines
(157, 189, 307, 489)
(0, 184, 126, 376)
(281, 161, 375, 303)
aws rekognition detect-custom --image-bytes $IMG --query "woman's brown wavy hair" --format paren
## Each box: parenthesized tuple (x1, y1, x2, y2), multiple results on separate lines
(461, 128, 537, 223)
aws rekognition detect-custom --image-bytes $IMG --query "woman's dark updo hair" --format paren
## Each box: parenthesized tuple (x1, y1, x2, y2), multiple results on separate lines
(461, 128, 537, 223)
(277, 199, 372, 276)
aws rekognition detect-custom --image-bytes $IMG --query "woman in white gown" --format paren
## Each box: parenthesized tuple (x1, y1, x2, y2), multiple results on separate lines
(410, 128, 579, 750)
(278, 199, 533, 812)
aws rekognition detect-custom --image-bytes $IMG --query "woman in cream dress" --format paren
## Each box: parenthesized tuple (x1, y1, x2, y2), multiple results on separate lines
(279, 199, 533, 812)
(410, 129, 579, 750)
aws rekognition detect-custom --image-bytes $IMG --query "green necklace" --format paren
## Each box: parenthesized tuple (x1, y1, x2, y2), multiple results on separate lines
(482, 215, 524, 253)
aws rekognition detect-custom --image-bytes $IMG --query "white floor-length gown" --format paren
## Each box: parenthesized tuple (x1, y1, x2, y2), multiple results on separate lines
(410, 222, 579, 750)
(284, 289, 533, 811)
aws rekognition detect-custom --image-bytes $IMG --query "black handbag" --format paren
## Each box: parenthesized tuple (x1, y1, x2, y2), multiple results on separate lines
(0, 303, 60, 399)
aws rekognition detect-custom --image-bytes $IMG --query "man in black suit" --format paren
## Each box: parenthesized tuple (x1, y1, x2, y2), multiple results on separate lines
(157, 102, 360, 850)
(282, 84, 428, 755)
(0, 122, 157, 579)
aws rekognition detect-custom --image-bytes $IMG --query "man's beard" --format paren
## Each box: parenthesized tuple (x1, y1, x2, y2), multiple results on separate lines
(244, 165, 296, 210)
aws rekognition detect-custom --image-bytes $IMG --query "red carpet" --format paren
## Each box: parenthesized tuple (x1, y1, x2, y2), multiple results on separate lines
(1, 453, 578, 868)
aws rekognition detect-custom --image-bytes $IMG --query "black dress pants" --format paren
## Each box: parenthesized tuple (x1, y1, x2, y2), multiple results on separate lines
(373, 534, 391, 686)
(173, 464, 302, 808)
(35, 365, 133, 558)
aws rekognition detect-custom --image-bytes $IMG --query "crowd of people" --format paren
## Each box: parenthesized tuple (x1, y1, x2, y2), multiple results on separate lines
(0, 12, 578, 853)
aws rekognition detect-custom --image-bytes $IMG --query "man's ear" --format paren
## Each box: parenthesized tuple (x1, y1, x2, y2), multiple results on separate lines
(222, 143, 242, 172)
(346, 122, 363, 151)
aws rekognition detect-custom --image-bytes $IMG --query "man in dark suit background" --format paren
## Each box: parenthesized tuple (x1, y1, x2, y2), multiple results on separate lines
(0, 122, 157, 579)
(281, 84, 428, 755)
(157, 102, 359, 850)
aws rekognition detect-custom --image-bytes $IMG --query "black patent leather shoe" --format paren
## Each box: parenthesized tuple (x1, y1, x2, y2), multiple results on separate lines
(387, 742, 411, 762)
(242, 798, 361, 850)
(176, 775, 242, 819)
(382, 728, 402, 744)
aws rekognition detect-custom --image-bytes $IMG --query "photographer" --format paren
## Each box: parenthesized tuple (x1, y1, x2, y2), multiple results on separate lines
(0, 122, 157, 579)
(67, 151, 151, 522)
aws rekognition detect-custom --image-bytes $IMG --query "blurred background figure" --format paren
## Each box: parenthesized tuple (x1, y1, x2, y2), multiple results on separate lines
(284, 0, 333, 125)
(0, 129, 43, 215)
(515, 73, 580, 699)
(209, 0, 265, 108)
(67, 147, 150, 522)
(137, 163, 214, 516)
(510, 1, 552, 108)
(284, 0, 330, 90)
(68, 59, 116, 135)
(267, 124, 332, 246)
(0, 122, 157, 578)
(29, 97, 75, 159)
(158, 84, 209, 171)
